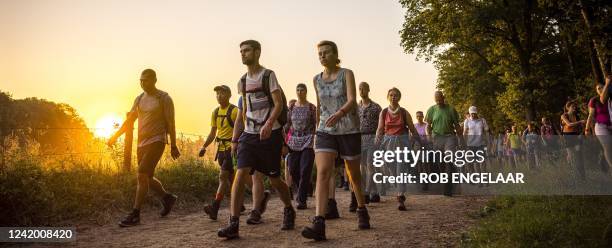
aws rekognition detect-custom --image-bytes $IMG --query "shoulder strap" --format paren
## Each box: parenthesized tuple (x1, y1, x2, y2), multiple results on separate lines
(262, 69, 273, 104)
(135, 93, 145, 109)
(227, 104, 236, 128)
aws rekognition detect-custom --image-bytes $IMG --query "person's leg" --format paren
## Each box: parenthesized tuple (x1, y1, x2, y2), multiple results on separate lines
(345, 158, 366, 207)
(230, 168, 249, 217)
(314, 152, 336, 217)
(288, 151, 302, 201)
(134, 173, 150, 210)
(149, 177, 168, 196)
(298, 149, 315, 206)
(269, 177, 292, 207)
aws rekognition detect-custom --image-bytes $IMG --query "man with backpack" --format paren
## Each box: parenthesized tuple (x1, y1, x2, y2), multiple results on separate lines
(107, 69, 180, 227)
(199, 85, 270, 220)
(217, 40, 295, 239)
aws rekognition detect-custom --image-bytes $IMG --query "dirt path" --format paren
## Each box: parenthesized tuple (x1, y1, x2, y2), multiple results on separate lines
(31, 190, 488, 248)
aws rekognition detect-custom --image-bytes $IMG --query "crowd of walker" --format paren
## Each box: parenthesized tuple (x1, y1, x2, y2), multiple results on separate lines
(106, 40, 612, 241)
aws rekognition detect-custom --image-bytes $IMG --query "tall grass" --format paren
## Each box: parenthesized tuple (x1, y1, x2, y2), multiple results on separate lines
(0, 133, 220, 226)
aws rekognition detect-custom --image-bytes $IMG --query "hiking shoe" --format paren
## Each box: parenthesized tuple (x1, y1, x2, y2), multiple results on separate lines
(246, 209, 263, 225)
(370, 194, 380, 203)
(349, 192, 357, 212)
(259, 190, 271, 214)
(325, 199, 340, 220)
(357, 207, 371, 230)
(217, 216, 239, 239)
(301, 216, 326, 241)
(296, 201, 307, 210)
(397, 195, 407, 211)
(281, 207, 296, 230)
(160, 194, 177, 217)
(204, 200, 220, 220)
(118, 210, 140, 227)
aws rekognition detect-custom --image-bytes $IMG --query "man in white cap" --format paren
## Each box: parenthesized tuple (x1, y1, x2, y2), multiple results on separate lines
(463, 106, 489, 181)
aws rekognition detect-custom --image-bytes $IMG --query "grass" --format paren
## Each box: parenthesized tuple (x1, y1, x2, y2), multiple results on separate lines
(462, 195, 612, 247)
(0, 151, 220, 226)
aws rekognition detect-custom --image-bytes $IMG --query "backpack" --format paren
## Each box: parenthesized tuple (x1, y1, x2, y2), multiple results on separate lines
(240, 69, 288, 127)
(213, 104, 236, 129)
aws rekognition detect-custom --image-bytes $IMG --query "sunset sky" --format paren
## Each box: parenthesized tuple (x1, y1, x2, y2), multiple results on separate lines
(0, 0, 438, 136)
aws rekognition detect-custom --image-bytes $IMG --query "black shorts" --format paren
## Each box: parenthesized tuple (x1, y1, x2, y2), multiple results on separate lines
(216, 150, 234, 172)
(314, 131, 361, 161)
(237, 129, 283, 177)
(137, 141, 165, 177)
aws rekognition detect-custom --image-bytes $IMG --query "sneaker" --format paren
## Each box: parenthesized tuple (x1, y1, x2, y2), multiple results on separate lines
(281, 207, 296, 230)
(297, 201, 307, 210)
(356, 207, 371, 229)
(246, 209, 263, 225)
(118, 210, 140, 227)
(349, 192, 357, 212)
(325, 199, 340, 220)
(204, 200, 220, 220)
(259, 190, 271, 214)
(217, 216, 239, 239)
(301, 216, 326, 241)
(370, 194, 381, 203)
(397, 195, 407, 211)
(159, 194, 177, 217)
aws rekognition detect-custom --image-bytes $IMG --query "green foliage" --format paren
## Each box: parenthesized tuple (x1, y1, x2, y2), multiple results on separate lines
(399, 0, 610, 126)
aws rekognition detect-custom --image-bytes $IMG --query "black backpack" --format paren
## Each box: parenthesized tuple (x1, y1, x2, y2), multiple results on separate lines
(213, 104, 236, 128)
(240, 69, 288, 127)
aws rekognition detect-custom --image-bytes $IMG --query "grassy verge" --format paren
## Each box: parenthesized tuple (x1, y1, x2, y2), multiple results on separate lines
(0, 156, 219, 226)
(462, 195, 612, 247)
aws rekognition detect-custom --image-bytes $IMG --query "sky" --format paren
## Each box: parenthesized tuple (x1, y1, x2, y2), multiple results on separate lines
(0, 0, 438, 136)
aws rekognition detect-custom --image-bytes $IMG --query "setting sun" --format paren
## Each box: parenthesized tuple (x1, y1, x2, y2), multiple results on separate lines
(94, 114, 122, 138)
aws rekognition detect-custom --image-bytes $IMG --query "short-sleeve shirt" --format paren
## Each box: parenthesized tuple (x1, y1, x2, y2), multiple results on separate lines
(425, 104, 459, 136)
(129, 90, 174, 147)
(211, 105, 238, 151)
(286, 103, 316, 151)
(359, 100, 382, 134)
(588, 96, 610, 125)
(414, 122, 428, 137)
(236, 68, 282, 134)
(464, 118, 489, 147)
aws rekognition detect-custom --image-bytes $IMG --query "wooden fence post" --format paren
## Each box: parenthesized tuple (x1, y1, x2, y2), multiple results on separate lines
(123, 112, 133, 172)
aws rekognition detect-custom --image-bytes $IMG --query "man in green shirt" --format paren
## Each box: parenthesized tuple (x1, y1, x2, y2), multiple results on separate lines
(425, 91, 463, 196)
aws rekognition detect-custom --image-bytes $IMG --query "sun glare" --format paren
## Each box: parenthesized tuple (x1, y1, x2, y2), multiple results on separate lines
(94, 114, 122, 138)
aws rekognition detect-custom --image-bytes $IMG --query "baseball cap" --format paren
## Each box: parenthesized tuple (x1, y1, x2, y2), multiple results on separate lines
(468, 106, 478, 114)
(214, 85, 231, 94)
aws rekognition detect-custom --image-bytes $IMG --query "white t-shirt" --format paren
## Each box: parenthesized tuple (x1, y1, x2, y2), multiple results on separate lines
(237, 68, 282, 134)
(464, 117, 489, 147)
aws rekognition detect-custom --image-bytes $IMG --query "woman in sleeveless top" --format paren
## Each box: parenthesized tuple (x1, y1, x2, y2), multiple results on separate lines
(561, 100, 586, 180)
(301, 40, 370, 242)
(375, 87, 421, 211)
(586, 80, 612, 171)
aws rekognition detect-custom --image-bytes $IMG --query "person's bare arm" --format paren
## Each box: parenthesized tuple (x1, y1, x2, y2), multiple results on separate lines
(585, 107, 595, 135)
(375, 110, 385, 144)
(260, 90, 282, 140)
(203, 127, 217, 149)
(108, 111, 137, 144)
(561, 114, 583, 127)
(600, 75, 610, 104)
(163, 97, 180, 159)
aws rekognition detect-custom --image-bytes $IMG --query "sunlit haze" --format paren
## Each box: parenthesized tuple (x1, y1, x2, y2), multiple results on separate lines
(0, 0, 438, 135)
